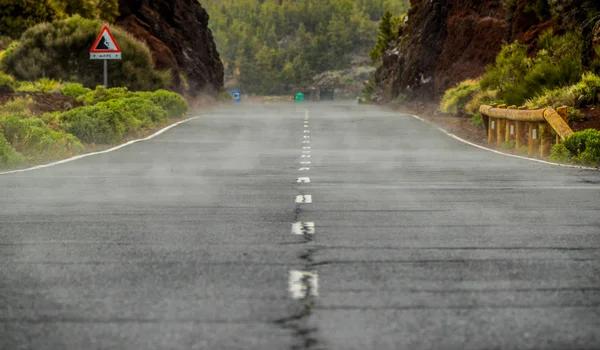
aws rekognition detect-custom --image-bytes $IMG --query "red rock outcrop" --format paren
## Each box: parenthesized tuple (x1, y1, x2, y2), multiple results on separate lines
(373, 0, 581, 102)
(117, 0, 224, 95)
(375, 0, 507, 102)
(434, 0, 506, 97)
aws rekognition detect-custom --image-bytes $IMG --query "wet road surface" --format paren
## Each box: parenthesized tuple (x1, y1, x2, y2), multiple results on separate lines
(1, 103, 599, 349)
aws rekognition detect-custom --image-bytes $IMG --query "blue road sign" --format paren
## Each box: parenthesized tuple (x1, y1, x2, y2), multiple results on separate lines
(231, 90, 241, 103)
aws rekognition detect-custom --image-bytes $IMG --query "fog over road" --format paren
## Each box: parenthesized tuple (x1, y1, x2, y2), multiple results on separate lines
(1, 103, 599, 349)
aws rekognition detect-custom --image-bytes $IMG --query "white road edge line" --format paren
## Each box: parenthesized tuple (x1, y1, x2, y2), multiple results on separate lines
(0, 115, 205, 176)
(410, 114, 599, 171)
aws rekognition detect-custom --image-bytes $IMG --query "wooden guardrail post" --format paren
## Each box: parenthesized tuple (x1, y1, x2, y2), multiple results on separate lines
(506, 106, 517, 144)
(556, 106, 568, 144)
(540, 123, 553, 157)
(496, 105, 507, 146)
(488, 117, 497, 144)
(528, 122, 540, 157)
(516, 106, 527, 149)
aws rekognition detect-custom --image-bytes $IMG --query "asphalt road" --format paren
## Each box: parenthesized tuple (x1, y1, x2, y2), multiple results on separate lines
(1, 102, 599, 350)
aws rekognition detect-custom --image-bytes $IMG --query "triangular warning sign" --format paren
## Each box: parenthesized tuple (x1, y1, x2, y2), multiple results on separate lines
(90, 26, 121, 53)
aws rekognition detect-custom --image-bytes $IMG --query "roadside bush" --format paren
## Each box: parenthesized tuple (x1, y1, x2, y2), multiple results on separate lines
(59, 105, 126, 144)
(440, 80, 480, 115)
(0, 133, 25, 168)
(471, 112, 483, 127)
(549, 143, 571, 162)
(465, 89, 499, 115)
(569, 73, 600, 106)
(0, 0, 60, 39)
(59, 95, 172, 143)
(79, 86, 133, 105)
(0, 115, 84, 161)
(480, 42, 530, 104)
(0, 97, 34, 116)
(0, 71, 16, 91)
(61, 83, 92, 98)
(133, 90, 189, 118)
(526, 86, 575, 108)
(481, 31, 583, 105)
(97, 97, 167, 132)
(562, 129, 600, 165)
(1, 16, 168, 91)
(525, 73, 600, 112)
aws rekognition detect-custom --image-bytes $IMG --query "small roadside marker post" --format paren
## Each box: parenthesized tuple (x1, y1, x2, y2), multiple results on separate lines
(90, 26, 122, 88)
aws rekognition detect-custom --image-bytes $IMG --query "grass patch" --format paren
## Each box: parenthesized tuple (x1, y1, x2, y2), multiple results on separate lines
(499, 140, 516, 149)
(15, 78, 62, 93)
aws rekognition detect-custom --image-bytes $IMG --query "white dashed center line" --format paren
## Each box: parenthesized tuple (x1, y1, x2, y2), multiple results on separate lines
(292, 222, 315, 235)
(288, 270, 319, 299)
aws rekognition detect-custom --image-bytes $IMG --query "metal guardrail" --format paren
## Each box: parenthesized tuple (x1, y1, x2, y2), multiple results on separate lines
(479, 104, 574, 157)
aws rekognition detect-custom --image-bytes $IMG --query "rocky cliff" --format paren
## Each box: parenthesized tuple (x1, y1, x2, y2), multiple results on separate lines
(117, 0, 224, 95)
(374, 0, 598, 103)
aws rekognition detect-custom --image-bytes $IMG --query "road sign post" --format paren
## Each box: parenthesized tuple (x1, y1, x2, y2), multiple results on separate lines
(90, 26, 121, 88)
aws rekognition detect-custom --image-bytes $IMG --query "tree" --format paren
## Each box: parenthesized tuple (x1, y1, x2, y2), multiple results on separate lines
(369, 10, 398, 63)
(0, 0, 62, 39)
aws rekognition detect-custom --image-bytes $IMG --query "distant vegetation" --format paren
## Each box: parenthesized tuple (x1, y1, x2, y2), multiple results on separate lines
(0, 0, 119, 39)
(202, 0, 409, 95)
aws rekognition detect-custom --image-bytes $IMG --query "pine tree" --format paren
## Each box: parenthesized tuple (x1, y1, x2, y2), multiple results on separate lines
(369, 10, 397, 63)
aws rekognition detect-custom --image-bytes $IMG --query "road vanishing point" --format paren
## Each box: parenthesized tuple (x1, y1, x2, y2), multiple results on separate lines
(1, 102, 599, 349)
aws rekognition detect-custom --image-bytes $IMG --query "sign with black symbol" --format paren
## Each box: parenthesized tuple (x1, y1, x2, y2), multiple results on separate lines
(90, 26, 121, 60)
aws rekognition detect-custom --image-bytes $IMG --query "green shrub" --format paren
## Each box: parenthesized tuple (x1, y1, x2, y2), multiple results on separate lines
(440, 79, 480, 115)
(61, 83, 92, 98)
(59, 95, 172, 144)
(480, 42, 530, 103)
(562, 129, 600, 165)
(549, 143, 572, 162)
(1, 16, 167, 91)
(79, 86, 133, 105)
(481, 31, 583, 105)
(0, 133, 25, 168)
(576, 134, 600, 165)
(0, 97, 35, 116)
(570, 72, 600, 106)
(526, 86, 575, 108)
(0, 115, 84, 161)
(471, 112, 483, 127)
(0, 71, 16, 91)
(569, 108, 586, 123)
(0, 36, 12, 50)
(217, 89, 232, 101)
(59, 105, 126, 144)
(465, 89, 499, 115)
(526, 73, 600, 109)
(0, 0, 61, 39)
(96, 97, 167, 132)
(133, 90, 188, 118)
